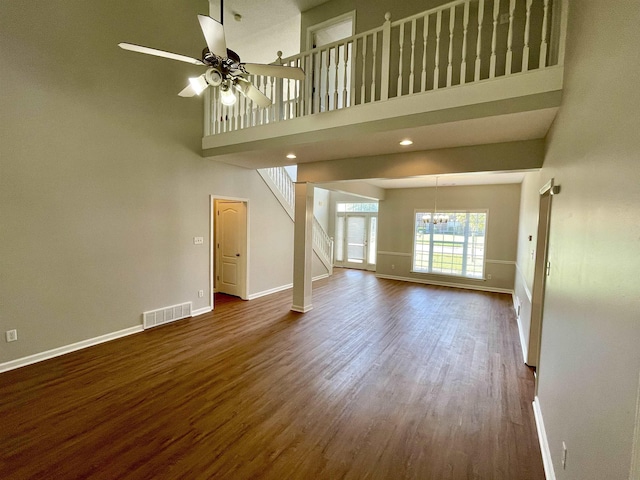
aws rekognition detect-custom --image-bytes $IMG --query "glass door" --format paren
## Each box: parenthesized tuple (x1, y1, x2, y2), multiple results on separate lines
(335, 213, 377, 270)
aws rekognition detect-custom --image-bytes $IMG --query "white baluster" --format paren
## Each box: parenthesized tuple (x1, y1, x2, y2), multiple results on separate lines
(539, 0, 549, 68)
(475, 0, 485, 81)
(325, 48, 331, 111)
(523, 0, 533, 71)
(380, 12, 392, 101)
(490, 0, 500, 78)
(506, 0, 516, 74)
(461, 1, 469, 84)
(350, 39, 357, 105)
(361, 36, 367, 104)
(446, 5, 456, 87)
(343, 42, 349, 108)
(370, 32, 377, 101)
(434, 10, 442, 89)
(397, 22, 404, 97)
(313, 51, 320, 113)
(409, 18, 417, 94)
(334, 45, 340, 109)
(421, 13, 429, 92)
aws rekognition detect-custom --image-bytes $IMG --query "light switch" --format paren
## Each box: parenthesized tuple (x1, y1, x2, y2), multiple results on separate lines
(193, 236, 204, 245)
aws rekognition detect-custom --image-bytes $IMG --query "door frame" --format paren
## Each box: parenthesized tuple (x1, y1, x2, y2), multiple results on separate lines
(305, 10, 356, 50)
(529, 178, 560, 386)
(210, 195, 250, 303)
(335, 211, 377, 271)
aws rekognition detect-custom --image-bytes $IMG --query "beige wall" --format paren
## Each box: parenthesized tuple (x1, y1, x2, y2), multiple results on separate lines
(513, 170, 542, 360)
(377, 184, 521, 291)
(0, 0, 295, 363)
(520, 1, 640, 478)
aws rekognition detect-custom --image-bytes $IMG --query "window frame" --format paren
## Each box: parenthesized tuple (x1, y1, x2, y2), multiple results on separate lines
(410, 208, 489, 280)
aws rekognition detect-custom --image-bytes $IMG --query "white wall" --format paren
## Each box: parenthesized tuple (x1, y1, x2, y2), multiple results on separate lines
(524, 1, 640, 478)
(0, 0, 295, 364)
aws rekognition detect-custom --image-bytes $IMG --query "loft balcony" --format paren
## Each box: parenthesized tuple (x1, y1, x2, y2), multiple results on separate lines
(202, 0, 567, 170)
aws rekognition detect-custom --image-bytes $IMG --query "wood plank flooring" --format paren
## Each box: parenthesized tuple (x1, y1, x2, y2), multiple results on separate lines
(0, 269, 544, 479)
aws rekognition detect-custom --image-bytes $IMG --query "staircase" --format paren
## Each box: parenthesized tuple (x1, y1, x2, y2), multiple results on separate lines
(258, 167, 334, 275)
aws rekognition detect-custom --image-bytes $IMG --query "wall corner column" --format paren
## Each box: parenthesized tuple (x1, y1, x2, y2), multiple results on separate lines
(291, 182, 314, 313)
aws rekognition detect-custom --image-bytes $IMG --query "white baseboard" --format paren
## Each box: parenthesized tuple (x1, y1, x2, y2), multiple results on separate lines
(516, 314, 529, 364)
(533, 396, 556, 480)
(0, 325, 144, 374)
(291, 304, 313, 313)
(246, 274, 329, 301)
(191, 306, 213, 317)
(512, 294, 528, 363)
(247, 283, 293, 300)
(375, 273, 514, 295)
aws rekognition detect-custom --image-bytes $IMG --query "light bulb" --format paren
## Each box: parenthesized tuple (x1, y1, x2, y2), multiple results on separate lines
(220, 87, 237, 106)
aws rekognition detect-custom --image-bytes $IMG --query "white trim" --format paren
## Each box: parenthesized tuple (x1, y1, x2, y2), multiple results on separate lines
(306, 10, 356, 50)
(516, 312, 529, 364)
(248, 283, 293, 300)
(485, 259, 516, 265)
(191, 306, 213, 317)
(375, 273, 514, 294)
(291, 304, 314, 313)
(533, 396, 556, 480)
(246, 274, 329, 301)
(631, 371, 640, 480)
(0, 326, 144, 373)
(377, 251, 412, 257)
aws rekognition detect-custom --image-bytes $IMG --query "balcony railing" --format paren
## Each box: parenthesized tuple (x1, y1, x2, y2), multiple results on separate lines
(205, 0, 565, 136)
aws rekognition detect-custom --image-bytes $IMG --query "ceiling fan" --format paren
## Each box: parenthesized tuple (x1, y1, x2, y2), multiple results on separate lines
(118, 8, 304, 108)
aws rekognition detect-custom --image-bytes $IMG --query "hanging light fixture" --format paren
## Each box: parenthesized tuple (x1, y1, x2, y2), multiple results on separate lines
(220, 80, 237, 106)
(432, 176, 449, 225)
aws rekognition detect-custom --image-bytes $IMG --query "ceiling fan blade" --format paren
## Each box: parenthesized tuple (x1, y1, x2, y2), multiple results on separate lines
(178, 83, 198, 97)
(119, 43, 205, 66)
(242, 63, 305, 81)
(197, 15, 227, 58)
(236, 79, 272, 108)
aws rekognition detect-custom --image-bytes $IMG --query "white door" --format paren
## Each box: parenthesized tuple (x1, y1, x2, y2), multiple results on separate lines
(216, 201, 246, 298)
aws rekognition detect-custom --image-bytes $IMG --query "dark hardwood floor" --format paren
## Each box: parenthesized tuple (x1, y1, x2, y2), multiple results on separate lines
(0, 269, 544, 479)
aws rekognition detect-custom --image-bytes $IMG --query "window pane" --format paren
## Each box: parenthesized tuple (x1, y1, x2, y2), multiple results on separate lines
(412, 210, 486, 279)
(413, 212, 431, 271)
(335, 216, 345, 262)
(346, 216, 366, 263)
(336, 202, 378, 213)
(368, 216, 377, 265)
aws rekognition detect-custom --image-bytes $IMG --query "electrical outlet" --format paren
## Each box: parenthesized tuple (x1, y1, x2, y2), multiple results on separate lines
(487, 274, 492, 280)
(500, 12, 510, 24)
(6, 329, 18, 342)
(561, 442, 567, 469)
(391, 264, 395, 270)
(198, 290, 204, 298)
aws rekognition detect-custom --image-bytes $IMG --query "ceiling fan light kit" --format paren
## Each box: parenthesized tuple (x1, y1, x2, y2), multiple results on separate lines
(118, 9, 304, 107)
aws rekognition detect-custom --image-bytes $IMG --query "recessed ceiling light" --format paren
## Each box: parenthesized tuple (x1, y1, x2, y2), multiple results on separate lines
(286, 153, 297, 159)
(399, 139, 413, 146)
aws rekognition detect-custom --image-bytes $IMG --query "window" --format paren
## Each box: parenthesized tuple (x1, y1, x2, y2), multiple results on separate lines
(336, 202, 378, 213)
(412, 210, 487, 279)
